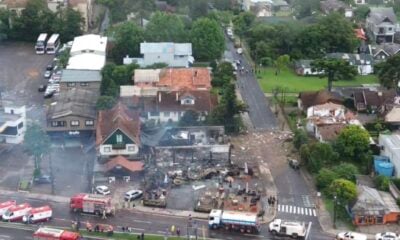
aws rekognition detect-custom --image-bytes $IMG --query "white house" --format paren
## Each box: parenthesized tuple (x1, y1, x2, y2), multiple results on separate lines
(123, 42, 193, 68)
(305, 102, 346, 133)
(366, 8, 398, 44)
(0, 105, 26, 144)
(67, 34, 107, 70)
(379, 134, 400, 178)
(327, 53, 374, 75)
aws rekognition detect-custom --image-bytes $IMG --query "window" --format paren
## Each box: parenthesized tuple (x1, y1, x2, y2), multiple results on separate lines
(116, 134, 123, 143)
(164, 112, 170, 117)
(388, 27, 393, 31)
(103, 146, 111, 153)
(70, 120, 80, 126)
(51, 121, 65, 127)
(150, 112, 160, 117)
(128, 146, 135, 152)
(80, 82, 89, 87)
(85, 120, 94, 126)
(89, 50, 94, 53)
(379, 27, 385, 34)
(67, 82, 76, 87)
(18, 122, 23, 129)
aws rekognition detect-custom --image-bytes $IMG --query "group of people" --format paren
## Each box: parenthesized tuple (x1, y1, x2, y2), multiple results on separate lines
(268, 196, 277, 205)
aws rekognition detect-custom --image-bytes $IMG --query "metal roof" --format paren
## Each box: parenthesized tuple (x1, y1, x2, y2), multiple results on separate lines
(140, 42, 192, 55)
(61, 69, 102, 83)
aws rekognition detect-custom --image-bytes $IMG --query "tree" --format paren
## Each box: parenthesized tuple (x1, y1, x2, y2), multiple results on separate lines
(335, 125, 372, 170)
(189, 0, 208, 19)
(58, 7, 84, 42)
(311, 58, 357, 91)
(110, 22, 144, 64)
(375, 54, 400, 89)
(329, 179, 357, 205)
(374, 175, 390, 191)
(354, 5, 370, 22)
(316, 168, 339, 190)
(293, 0, 320, 19)
(293, 129, 308, 149)
(232, 12, 255, 37)
(274, 55, 290, 75)
(307, 142, 338, 173)
(212, 61, 235, 87)
(24, 123, 50, 172)
(145, 12, 186, 42)
(96, 96, 117, 110)
(332, 163, 359, 182)
(100, 64, 119, 97)
(179, 110, 200, 126)
(190, 18, 225, 61)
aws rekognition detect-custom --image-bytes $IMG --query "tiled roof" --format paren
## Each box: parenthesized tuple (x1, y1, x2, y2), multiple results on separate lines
(367, 8, 397, 25)
(299, 90, 343, 109)
(317, 123, 346, 141)
(105, 155, 143, 172)
(96, 102, 140, 145)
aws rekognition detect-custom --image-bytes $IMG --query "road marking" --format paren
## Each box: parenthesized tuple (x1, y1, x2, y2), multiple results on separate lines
(278, 204, 318, 217)
(289, 205, 292, 213)
(0, 235, 10, 239)
(301, 208, 304, 215)
(133, 219, 151, 224)
(313, 209, 317, 216)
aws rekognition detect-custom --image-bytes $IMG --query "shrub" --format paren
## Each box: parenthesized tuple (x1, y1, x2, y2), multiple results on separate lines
(316, 168, 338, 190)
(374, 175, 390, 192)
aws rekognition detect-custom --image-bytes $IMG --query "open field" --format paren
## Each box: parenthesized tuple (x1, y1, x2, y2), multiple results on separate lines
(257, 67, 379, 93)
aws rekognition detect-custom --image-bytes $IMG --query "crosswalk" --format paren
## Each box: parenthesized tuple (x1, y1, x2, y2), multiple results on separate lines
(278, 204, 317, 217)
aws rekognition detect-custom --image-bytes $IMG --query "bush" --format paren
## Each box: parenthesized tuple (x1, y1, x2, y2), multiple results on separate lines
(393, 178, 400, 189)
(374, 175, 390, 191)
(33, 168, 41, 178)
(316, 168, 338, 190)
(332, 163, 359, 182)
(293, 129, 308, 149)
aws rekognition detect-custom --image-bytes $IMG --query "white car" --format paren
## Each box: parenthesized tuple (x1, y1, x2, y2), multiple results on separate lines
(336, 232, 367, 240)
(236, 48, 243, 55)
(44, 70, 52, 78)
(376, 232, 400, 240)
(124, 190, 143, 201)
(95, 185, 111, 195)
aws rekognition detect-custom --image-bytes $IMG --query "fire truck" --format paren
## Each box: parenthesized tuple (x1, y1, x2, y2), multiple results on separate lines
(70, 193, 114, 216)
(23, 205, 53, 223)
(0, 201, 16, 219)
(2, 203, 31, 222)
(33, 227, 81, 240)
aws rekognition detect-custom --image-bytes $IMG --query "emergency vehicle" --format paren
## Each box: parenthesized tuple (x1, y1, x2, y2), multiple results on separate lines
(70, 193, 114, 216)
(0, 201, 16, 219)
(23, 205, 52, 223)
(2, 203, 32, 222)
(33, 227, 81, 240)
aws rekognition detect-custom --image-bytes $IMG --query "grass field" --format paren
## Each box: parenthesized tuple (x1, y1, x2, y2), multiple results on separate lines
(257, 67, 379, 93)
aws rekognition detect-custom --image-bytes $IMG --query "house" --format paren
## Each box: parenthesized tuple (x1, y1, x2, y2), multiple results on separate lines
(123, 42, 193, 68)
(0, 105, 26, 144)
(352, 89, 396, 112)
(46, 88, 98, 137)
(133, 68, 212, 91)
(298, 90, 343, 112)
(314, 123, 346, 142)
(294, 60, 322, 76)
(67, 34, 107, 71)
(385, 106, 400, 125)
(60, 69, 101, 92)
(142, 90, 217, 123)
(320, 0, 353, 18)
(379, 134, 400, 177)
(0, 0, 28, 16)
(366, 8, 398, 44)
(96, 102, 140, 158)
(326, 53, 374, 75)
(68, 0, 93, 31)
(351, 185, 400, 225)
(369, 43, 400, 62)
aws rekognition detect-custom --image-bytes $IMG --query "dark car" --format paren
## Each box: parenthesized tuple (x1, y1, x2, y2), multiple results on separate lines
(38, 85, 47, 92)
(34, 175, 52, 184)
(46, 64, 54, 71)
(288, 159, 300, 170)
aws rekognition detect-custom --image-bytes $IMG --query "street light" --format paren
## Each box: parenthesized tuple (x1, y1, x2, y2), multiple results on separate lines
(333, 195, 337, 229)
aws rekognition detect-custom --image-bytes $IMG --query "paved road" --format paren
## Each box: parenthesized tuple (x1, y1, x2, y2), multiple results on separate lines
(0, 226, 32, 240)
(226, 38, 277, 130)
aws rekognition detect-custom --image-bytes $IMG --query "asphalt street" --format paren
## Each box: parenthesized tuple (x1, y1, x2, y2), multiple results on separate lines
(0, 226, 32, 240)
(227, 38, 278, 130)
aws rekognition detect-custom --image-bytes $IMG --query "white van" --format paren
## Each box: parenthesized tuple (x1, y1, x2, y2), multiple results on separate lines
(336, 231, 367, 240)
(2, 203, 32, 222)
(22, 205, 52, 224)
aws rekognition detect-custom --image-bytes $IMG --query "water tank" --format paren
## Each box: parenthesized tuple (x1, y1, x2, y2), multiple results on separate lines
(374, 155, 394, 177)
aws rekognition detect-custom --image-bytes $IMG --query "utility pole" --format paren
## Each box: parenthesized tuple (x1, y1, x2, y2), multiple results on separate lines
(333, 195, 337, 229)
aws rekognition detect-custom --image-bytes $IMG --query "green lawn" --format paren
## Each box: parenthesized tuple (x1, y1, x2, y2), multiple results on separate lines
(257, 67, 379, 93)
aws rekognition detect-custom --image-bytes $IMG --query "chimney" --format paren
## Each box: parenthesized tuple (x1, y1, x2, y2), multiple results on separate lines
(176, 92, 179, 101)
(158, 92, 161, 102)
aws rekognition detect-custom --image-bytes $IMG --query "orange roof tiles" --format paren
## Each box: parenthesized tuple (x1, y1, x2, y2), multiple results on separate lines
(105, 155, 144, 172)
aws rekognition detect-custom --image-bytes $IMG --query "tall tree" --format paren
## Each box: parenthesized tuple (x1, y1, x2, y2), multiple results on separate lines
(274, 55, 290, 75)
(329, 179, 357, 205)
(311, 58, 357, 91)
(375, 54, 400, 89)
(145, 12, 186, 42)
(58, 7, 84, 42)
(24, 123, 51, 172)
(189, 0, 208, 19)
(233, 12, 255, 37)
(190, 18, 225, 61)
(111, 22, 144, 64)
(306, 142, 338, 173)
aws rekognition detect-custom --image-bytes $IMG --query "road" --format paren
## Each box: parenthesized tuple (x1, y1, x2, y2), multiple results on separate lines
(226, 38, 278, 130)
(0, 226, 32, 240)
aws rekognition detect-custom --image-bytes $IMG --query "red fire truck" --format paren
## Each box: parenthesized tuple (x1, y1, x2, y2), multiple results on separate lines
(33, 227, 81, 240)
(70, 193, 114, 216)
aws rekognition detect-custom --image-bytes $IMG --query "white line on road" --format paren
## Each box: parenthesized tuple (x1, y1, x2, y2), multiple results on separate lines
(0, 235, 10, 239)
(133, 219, 152, 224)
(289, 205, 292, 213)
(305, 209, 309, 216)
(313, 209, 317, 216)
(301, 208, 304, 215)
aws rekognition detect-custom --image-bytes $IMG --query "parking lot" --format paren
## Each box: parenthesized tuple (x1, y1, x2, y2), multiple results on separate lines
(0, 42, 90, 196)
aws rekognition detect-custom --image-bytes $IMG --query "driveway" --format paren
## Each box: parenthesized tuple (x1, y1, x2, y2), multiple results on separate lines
(226, 38, 277, 130)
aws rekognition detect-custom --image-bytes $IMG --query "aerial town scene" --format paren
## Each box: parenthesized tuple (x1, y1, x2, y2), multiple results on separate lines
(1, 0, 400, 239)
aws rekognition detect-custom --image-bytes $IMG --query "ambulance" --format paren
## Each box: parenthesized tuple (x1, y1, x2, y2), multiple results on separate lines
(23, 205, 52, 224)
(0, 201, 16, 219)
(2, 203, 32, 222)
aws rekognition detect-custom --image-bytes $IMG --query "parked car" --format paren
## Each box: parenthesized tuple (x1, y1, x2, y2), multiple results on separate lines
(236, 48, 243, 55)
(34, 175, 52, 184)
(44, 70, 52, 79)
(46, 64, 54, 71)
(375, 232, 400, 240)
(288, 159, 300, 170)
(124, 190, 143, 201)
(38, 85, 47, 92)
(95, 185, 111, 195)
(336, 231, 367, 240)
